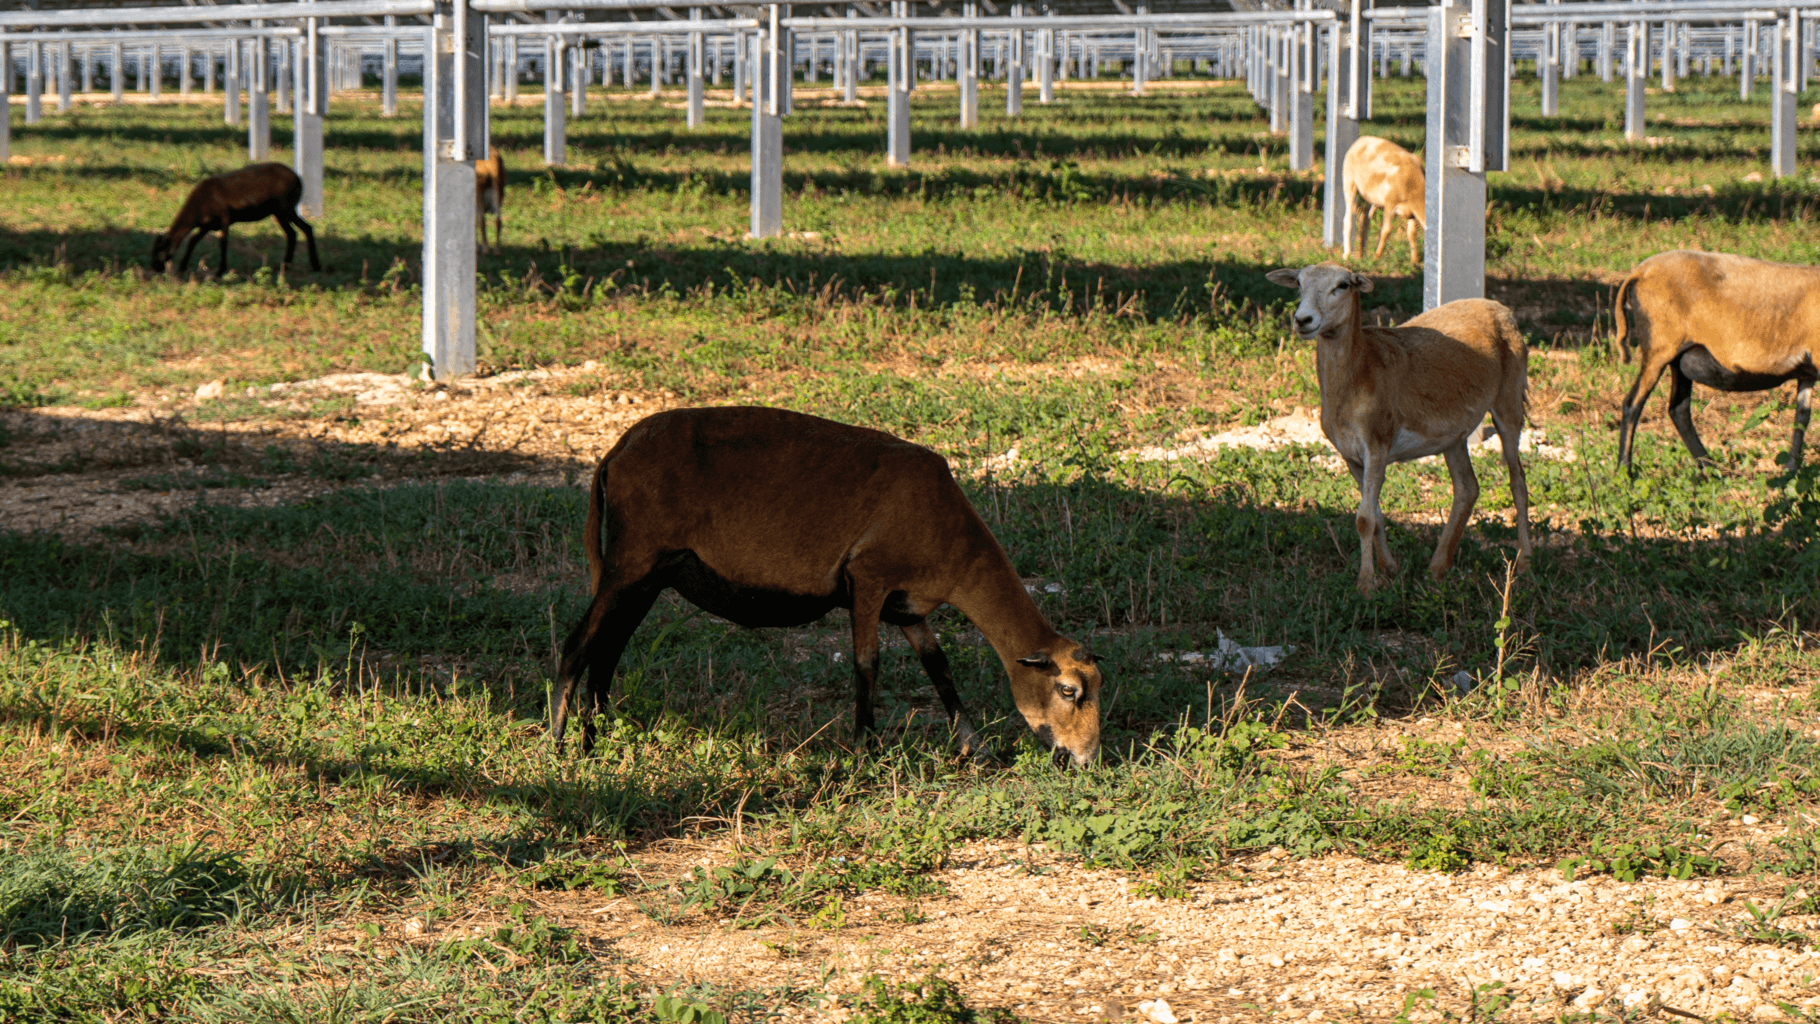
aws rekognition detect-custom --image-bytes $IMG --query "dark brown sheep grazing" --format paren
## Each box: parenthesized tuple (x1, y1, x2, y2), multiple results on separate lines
(552, 406, 1104, 767)
(151, 163, 321, 277)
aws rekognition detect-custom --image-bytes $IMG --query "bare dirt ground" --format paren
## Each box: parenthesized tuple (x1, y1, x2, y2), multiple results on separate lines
(6, 374, 1818, 1021)
(359, 825, 1820, 1024)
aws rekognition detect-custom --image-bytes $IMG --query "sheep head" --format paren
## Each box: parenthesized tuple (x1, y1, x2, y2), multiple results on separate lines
(1011, 641, 1103, 768)
(1267, 263, 1374, 341)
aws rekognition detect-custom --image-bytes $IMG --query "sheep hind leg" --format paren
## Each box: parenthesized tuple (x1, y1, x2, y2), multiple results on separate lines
(1372, 208, 1396, 260)
(1490, 403, 1533, 571)
(287, 213, 322, 271)
(901, 620, 982, 759)
(1789, 380, 1814, 470)
(552, 580, 661, 754)
(1665, 362, 1715, 468)
(215, 228, 231, 280)
(1430, 442, 1481, 581)
(1618, 357, 1672, 474)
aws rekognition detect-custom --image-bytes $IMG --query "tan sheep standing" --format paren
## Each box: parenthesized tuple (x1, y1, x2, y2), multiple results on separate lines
(1342, 136, 1426, 266)
(1267, 263, 1533, 593)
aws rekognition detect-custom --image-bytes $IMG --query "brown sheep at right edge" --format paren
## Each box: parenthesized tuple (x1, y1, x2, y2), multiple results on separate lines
(1615, 249, 1820, 474)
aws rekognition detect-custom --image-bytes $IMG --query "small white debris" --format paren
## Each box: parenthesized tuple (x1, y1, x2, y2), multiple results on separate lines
(832, 652, 845, 663)
(1451, 670, 1477, 695)
(1044, 582, 1065, 594)
(402, 916, 426, 937)
(1158, 631, 1295, 673)
(1669, 918, 1694, 932)
(1137, 999, 1179, 1024)
(194, 380, 225, 401)
(1744, 171, 1764, 183)
(1741, 814, 1760, 825)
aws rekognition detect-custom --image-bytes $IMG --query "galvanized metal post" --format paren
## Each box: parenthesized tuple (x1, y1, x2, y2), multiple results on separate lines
(56, 40, 71, 112)
(1564, 20, 1577, 77)
(1006, 4, 1023, 116)
(277, 38, 291, 113)
(1039, 21, 1053, 103)
(733, 27, 746, 99)
(888, 0, 912, 163)
(226, 35, 241, 125)
(544, 26, 565, 165)
(1742, 19, 1755, 99)
(149, 43, 161, 100)
(1599, 20, 1612, 81)
(1773, 14, 1796, 178)
(1288, 15, 1313, 171)
(960, 2, 978, 127)
(1661, 22, 1675, 93)
(1625, 20, 1644, 141)
(1540, 2, 1558, 115)
(1132, 11, 1146, 96)
(843, 15, 857, 101)
(423, 0, 486, 382)
(1424, 0, 1504, 310)
(180, 44, 192, 96)
(571, 34, 585, 116)
(111, 42, 123, 102)
(250, 36, 271, 160)
(383, 16, 399, 115)
(1270, 26, 1286, 131)
(1326, 0, 1364, 250)
(751, 9, 784, 238)
(24, 40, 40, 123)
(0, 38, 8, 162)
(689, 11, 705, 127)
(80, 43, 91, 94)
(297, 11, 326, 219)
(649, 36, 661, 98)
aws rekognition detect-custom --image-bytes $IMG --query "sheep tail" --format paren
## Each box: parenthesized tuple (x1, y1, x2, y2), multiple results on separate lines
(1612, 274, 1637, 364)
(583, 456, 609, 594)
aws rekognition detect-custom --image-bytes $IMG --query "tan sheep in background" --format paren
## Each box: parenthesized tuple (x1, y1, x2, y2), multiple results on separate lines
(1615, 249, 1820, 474)
(1267, 263, 1532, 593)
(1342, 136, 1426, 266)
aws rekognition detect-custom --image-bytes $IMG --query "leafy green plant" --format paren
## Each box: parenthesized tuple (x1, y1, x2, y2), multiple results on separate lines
(1558, 837, 1719, 883)
(851, 974, 1015, 1024)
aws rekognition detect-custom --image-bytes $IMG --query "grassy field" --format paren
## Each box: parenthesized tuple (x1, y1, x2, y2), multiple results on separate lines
(3, 64, 1820, 1022)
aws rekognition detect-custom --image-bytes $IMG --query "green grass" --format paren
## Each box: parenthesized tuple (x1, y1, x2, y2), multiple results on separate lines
(3, 66, 1820, 1021)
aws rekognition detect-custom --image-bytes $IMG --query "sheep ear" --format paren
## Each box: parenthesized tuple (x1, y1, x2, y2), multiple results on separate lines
(1017, 651, 1056, 670)
(1351, 273, 1376, 294)
(1265, 268, 1302, 289)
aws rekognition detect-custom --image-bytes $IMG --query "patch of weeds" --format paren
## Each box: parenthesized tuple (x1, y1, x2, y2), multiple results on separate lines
(1729, 894, 1813, 948)
(1769, 831, 1820, 876)
(1404, 833, 1474, 874)
(1466, 751, 1536, 801)
(116, 468, 268, 492)
(682, 856, 839, 928)
(850, 974, 1016, 1024)
(1715, 772, 1820, 815)
(78, 392, 132, 410)
(1131, 855, 1203, 900)
(653, 991, 729, 1024)
(1173, 720, 1287, 773)
(0, 842, 261, 946)
(837, 858, 949, 898)
(1557, 836, 1719, 883)
(307, 450, 377, 481)
(523, 858, 626, 894)
(440, 902, 583, 966)
(1606, 899, 1664, 937)
(1388, 736, 1468, 778)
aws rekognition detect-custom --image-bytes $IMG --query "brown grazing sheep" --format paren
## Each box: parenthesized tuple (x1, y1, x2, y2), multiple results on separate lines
(552, 406, 1104, 767)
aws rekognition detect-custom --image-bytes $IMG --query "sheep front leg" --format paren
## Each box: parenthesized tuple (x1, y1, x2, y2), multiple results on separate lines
(1666, 362, 1715, 468)
(1352, 452, 1396, 592)
(849, 588, 887, 744)
(901, 620, 982, 759)
(1431, 443, 1482, 581)
(1790, 380, 1814, 470)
